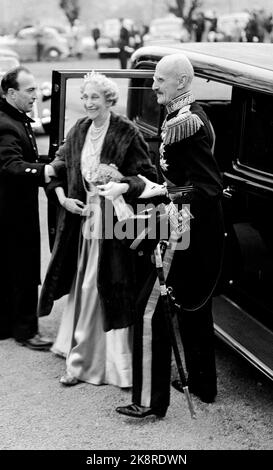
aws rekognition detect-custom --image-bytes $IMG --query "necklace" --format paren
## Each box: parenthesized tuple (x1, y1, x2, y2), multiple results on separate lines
(82, 115, 110, 185)
(90, 115, 110, 141)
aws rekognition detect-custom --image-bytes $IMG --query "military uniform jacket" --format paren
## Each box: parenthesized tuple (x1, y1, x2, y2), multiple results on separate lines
(0, 98, 46, 285)
(160, 98, 224, 310)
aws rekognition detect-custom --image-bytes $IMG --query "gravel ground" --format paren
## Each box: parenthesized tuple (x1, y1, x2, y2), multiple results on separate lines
(0, 302, 272, 452)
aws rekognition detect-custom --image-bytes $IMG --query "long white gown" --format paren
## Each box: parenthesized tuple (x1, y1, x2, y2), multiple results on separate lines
(51, 118, 132, 388)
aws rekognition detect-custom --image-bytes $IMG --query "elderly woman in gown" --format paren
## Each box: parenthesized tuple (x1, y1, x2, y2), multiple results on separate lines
(38, 72, 157, 387)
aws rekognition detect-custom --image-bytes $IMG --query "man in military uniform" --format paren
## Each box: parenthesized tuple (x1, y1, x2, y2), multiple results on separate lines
(116, 53, 224, 418)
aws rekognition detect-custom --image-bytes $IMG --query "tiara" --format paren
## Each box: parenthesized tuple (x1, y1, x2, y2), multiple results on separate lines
(83, 70, 101, 81)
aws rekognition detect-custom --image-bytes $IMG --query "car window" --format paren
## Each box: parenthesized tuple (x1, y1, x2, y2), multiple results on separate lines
(128, 76, 161, 130)
(192, 76, 232, 101)
(49, 70, 158, 158)
(239, 91, 273, 175)
(129, 74, 232, 132)
(43, 31, 54, 39)
(64, 77, 131, 137)
(138, 77, 160, 128)
(50, 69, 232, 158)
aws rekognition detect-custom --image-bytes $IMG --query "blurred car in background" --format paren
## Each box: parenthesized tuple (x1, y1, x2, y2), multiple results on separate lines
(0, 47, 19, 60)
(0, 26, 70, 61)
(213, 12, 250, 42)
(0, 54, 20, 96)
(30, 80, 51, 135)
(80, 36, 95, 55)
(46, 23, 94, 57)
(43, 23, 73, 51)
(0, 55, 20, 80)
(97, 18, 135, 58)
(142, 14, 190, 46)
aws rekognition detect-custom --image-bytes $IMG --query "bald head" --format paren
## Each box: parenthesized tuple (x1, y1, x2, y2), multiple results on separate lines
(152, 53, 194, 105)
(159, 54, 194, 83)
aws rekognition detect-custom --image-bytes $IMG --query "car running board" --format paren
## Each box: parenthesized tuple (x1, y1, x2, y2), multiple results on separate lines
(213, 295, 273, 381)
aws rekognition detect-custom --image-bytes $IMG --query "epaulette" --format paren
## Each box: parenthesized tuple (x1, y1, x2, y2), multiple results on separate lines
(162, 106, 204, 145)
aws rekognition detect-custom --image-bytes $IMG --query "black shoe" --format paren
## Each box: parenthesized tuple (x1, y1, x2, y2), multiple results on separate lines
(172, 379, 216, 404)
(17, 334, 53, 351)
(0, 331, 11, 340)
(116, 403, 167, 418)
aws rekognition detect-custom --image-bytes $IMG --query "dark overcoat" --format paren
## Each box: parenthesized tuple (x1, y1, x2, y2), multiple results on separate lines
(38, 112, 157, 331)
(0, 98, 46, 287)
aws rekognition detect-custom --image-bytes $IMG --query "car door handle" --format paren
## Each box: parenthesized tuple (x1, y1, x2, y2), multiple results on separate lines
(223, 186, 235, 198)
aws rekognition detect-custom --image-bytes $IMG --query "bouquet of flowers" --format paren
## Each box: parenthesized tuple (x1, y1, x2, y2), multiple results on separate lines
(90, 163, 134, 222)
(89, 163, 124, 185)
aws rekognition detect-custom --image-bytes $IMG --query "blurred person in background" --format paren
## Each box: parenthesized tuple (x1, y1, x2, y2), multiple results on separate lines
(34, 22, 44, 62)
(206, 10, 218, 42)
(71, 19, 84, 59)
(132, 26, 142, 50)
(230, 19, 243, 42)
(245, 10, 264, 42)
(118, 18, 130, 69)
(92, 23, 100, 50)
(192, 11, 206, 42)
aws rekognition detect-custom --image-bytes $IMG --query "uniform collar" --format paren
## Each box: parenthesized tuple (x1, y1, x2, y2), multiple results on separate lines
(166, 91, 195, 116)
(0, 97, 35, 123)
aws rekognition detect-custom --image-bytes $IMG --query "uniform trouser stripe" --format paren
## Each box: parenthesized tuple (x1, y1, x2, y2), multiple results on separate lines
(140, 278, 160, 407)
(133, 241, 175, 410)
(133, 285, 172, 410)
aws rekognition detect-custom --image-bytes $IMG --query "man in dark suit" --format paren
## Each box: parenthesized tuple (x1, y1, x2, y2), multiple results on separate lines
(118, 18, 130, 69)
(0, 66, 55, 349)
(116, 53, 224, 418)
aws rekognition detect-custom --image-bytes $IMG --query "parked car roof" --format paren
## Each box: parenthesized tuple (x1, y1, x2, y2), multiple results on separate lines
(0, 47, 19, 60)
(131, 43, 273, 93)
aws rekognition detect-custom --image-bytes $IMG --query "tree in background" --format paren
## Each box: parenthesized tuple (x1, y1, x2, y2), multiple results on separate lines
(60, 0, 80, 26)
(168, 0, 203, 34)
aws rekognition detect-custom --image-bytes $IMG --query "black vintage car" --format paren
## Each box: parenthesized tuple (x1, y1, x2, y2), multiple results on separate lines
(48, 42, 273, 381)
